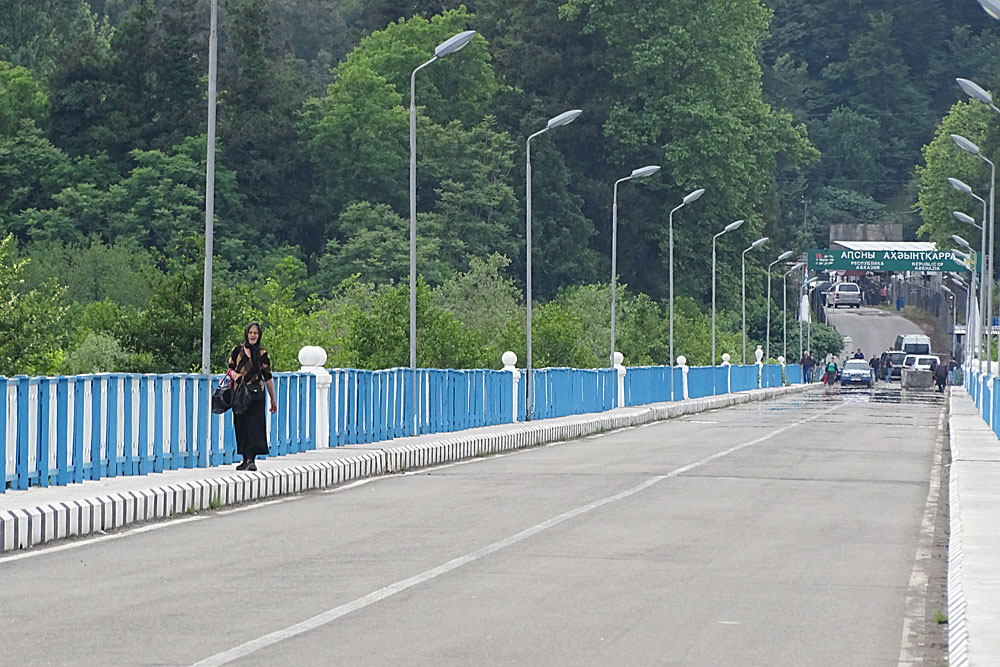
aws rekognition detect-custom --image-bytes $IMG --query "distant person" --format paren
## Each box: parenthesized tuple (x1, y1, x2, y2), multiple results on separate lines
(824, 357, 839, 384)
(869, 356, 880, 381)
(228, 322, 278, 471)
(801, 351, 816, 382)
(853, 348, 864, 359)
(934, 360, 948, 393)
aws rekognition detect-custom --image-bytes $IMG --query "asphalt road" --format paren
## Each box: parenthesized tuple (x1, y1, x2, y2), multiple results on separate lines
(825, 305, 926, 362)
(0, 388, 946, 666)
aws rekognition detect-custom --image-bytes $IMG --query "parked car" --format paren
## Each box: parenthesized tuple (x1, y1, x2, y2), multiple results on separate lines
(841, 359, 875, 387)
(880, 350, 907, 380)
(828, 282, 862, 308)
(903, 354, 940, 371)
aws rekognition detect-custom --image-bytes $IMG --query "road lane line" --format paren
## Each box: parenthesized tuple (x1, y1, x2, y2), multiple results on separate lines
(0, 515, 207, 564)
(192, 403, 841, 667)
(897, 403, 946, 666)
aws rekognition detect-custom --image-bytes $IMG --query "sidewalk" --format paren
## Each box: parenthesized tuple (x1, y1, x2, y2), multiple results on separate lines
(947, 387, 1000, 667)
(0, 384, 810, 554)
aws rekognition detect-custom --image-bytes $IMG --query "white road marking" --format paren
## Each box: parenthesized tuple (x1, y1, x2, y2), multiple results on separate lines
(897, 404, 946, 666)
(0, 515, 207, 564)
(215, 497, 301, 515)
(191, 403, 842, 667)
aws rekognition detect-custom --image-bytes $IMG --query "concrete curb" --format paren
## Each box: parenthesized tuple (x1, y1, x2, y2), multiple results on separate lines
(0, 383, 811, 554)
(947, 387, 1000, 667)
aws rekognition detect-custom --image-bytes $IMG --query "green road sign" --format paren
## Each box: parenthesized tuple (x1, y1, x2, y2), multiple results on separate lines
(807, 248, 972, 273)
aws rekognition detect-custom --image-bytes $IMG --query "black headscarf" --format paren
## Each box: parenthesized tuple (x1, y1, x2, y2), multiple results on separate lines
(243, 322, 263, 379)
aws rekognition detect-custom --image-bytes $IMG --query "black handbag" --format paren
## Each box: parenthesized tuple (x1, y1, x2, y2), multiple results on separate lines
(212, 371, 235, 414)
(232, 380, 265, 415)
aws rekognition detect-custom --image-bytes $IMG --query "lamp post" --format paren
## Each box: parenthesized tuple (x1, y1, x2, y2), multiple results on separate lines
(669, 188, 705, 389)
(525, 109, 582, 420)
(957, 80, 1000, 372)
(953, 211, 984, 366)
(951, 133, 995, 371)
(766, 250, 794, 362)
(610, 165, 661, 367)
(742, 237, 769, 364)
(978, 0, 1000, 18)
(408, 29, 476, 429)
(950, 261, 973, 351)
(954, 233, 981, 373)
(783, 261, 805, 360)
(201, 0, 219, 375)
(712, 219, 745, 365)
(800, 266, 809, 365)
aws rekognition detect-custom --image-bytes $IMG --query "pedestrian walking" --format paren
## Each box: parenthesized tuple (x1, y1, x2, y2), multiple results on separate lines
(228, 322, 278, 471)
(934, 360, 948, 393)
(853, 348, 864, 359)
(801, 351, 816, 382)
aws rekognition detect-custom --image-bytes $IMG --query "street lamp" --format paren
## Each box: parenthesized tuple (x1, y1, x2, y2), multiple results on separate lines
(782, 261, 805, 361)
(525, 108, 582, 420)
(957, 81, 1000, 372)
(951, 133, 995, 371)
(201, 0, 219, 375)
(954, 233, 981, 373)
(712, 219, 745, 365)
(979, 0, 1000, 18)
(742, 237, 769, 364)
(766, 250, 794, 362)
(950, 175, 988, 369)
(610, 165, 660, 367)
(668, 187, 704, 397)
(408, 29, 476, 429)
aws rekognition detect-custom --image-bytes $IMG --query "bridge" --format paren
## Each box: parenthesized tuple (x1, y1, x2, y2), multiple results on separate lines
(0, 315, 996, 665)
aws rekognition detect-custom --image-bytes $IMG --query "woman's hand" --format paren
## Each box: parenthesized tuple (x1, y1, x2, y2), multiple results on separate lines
(270, 399, 278, 414)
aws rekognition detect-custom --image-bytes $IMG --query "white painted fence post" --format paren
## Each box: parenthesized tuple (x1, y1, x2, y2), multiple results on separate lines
(677, 355, 689, 400)
(722, 353, 732, 394)
(778, 355, 786, 387)
(755, 345, 764, 388)
(502, 351, 520, 422)
(299, 346, 331, 448)
(614, 352, 626, 408)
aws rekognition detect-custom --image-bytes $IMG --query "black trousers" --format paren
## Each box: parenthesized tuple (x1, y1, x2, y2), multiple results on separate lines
(233, 396, 268, 459)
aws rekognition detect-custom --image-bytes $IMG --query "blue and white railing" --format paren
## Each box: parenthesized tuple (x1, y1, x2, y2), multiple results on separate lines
(1, 372, 315, 492)
(1, 348, 807, 492)
(964, 369, 1000, 437)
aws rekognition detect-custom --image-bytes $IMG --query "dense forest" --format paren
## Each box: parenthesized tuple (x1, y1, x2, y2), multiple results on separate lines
(0, 0, 996, 375)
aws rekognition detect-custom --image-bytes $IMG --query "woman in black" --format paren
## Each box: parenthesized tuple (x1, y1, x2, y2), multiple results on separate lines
(228, 323, 278, 470)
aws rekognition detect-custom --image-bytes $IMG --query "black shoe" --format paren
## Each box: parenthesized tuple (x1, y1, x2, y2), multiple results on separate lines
(236, 459, 251, 471)
(247, 461, 257, 471)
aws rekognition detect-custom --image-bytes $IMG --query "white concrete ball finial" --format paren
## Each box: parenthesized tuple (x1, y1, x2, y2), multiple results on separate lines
(722, 353, 731, 363)
(298, 346, 327, 368)
(754, 345, 764, 364)
(777, 356, 785, 365)
(613, 351, 624, 366)
(502, 351, 517, 367)
(676, 355, 687, 367)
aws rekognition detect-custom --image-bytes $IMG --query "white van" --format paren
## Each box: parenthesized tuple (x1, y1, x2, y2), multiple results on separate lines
(894, 334, 931, 355)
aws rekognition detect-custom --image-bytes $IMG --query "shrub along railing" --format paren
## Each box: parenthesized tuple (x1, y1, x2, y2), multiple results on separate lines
(2, 358, 806, 492)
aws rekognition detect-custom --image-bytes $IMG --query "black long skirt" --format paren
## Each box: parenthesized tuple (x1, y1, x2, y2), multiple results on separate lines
(233, 397, 269, 458)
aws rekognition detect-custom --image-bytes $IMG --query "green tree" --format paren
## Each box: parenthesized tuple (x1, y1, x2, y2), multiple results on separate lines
(0, 234, 68, 375)
(559, 0, 816, 302)
(915, 101, 994, 253)
(0, 61, 49, 135)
